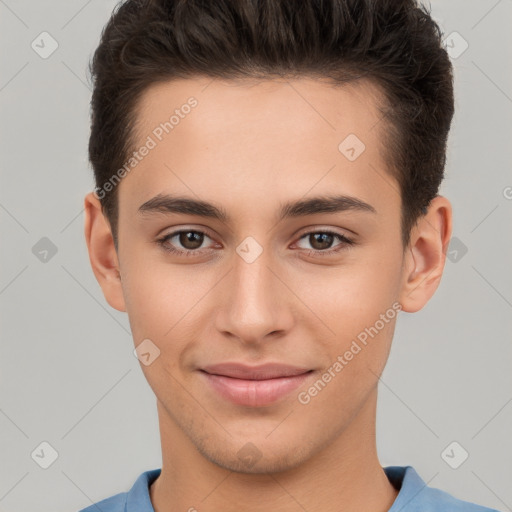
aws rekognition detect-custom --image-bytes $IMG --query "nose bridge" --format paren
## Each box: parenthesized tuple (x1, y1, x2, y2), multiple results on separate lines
(216, 241, 292, 343)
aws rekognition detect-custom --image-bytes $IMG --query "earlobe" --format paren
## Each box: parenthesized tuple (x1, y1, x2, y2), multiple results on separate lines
(83, 192, 127, 312)
(399, 195, 453, 313)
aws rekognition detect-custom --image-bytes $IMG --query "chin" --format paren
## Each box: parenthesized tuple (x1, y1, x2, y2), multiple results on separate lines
(195, 434, 316, 475)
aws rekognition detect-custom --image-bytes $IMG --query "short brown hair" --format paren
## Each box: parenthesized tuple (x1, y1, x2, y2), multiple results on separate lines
(88, 0, 454, 249)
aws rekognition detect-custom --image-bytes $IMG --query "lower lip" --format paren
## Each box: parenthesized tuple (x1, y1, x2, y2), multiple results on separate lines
(200, 371, 313, 407)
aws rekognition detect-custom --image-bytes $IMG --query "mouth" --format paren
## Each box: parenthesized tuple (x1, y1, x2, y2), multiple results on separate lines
(199, 363, 314, 407)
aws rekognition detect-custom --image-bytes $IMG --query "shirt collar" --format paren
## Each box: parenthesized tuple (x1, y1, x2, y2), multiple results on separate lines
(125, 468, 161, 511)
(385, 466, 434, 511)
(124, 465, 423, 511)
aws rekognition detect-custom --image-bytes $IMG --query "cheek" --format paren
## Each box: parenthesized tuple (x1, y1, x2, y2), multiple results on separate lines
(120, 254, 218, 358)
(121, 273, 167, 340)
(291, 253, 401, 382)
(122, 265, 195, 397)
(296, 255, 402, 328)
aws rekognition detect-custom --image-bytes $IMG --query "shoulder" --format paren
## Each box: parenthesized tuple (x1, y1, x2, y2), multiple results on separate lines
(419, 484, 501, 511)
(77, 468, 161, 512)
(385, 466, 501, 512)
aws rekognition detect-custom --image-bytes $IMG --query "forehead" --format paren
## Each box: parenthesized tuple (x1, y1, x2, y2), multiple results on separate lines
(133, 75, 385, 149)
(119, 76, 396, 223)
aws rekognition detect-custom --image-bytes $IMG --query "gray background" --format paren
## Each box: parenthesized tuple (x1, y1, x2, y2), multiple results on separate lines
(1, 1, 511, 511)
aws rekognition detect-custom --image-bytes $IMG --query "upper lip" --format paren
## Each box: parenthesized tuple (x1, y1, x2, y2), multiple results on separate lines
(200, 363, 312, 380)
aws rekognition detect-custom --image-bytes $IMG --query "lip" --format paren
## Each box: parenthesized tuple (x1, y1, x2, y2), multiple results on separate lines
(201, 362, 312, 380)
(199, 363, 314, 407)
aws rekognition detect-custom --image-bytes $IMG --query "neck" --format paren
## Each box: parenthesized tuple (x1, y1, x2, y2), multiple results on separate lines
(150, 388, 398, 512)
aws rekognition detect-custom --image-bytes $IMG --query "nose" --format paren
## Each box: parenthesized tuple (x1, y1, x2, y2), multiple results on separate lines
(214, 246, 294, 346)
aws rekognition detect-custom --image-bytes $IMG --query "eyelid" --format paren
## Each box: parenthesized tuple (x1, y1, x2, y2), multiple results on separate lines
(294, 225, 354, 240)
(291, 223, 354, 243)
(158, 228, 218, 248)
(156, 224, 216, 239)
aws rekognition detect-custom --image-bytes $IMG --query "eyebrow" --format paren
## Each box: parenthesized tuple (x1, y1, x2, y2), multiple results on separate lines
(138, 193, 377, 223)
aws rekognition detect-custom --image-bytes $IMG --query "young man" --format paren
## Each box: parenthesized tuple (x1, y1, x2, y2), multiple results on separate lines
(81, 0, 500, 511)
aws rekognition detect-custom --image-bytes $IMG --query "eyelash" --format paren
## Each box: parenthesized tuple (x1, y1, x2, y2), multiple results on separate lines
(156, 229, 355, 258)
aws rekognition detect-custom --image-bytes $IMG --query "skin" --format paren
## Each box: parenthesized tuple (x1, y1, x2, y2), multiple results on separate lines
(84, 76, 452, 512)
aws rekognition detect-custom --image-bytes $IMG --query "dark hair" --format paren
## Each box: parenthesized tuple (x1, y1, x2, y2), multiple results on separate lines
(88, 0, 454, 250)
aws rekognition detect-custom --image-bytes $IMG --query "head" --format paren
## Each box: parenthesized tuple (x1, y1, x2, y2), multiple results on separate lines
(84, 0, 454, 474)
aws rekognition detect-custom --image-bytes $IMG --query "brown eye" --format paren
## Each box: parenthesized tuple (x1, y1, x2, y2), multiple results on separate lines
(157, 229, 215, 256)
(295, 230, 355, 257)
(177, 231, 204, 250)
(308, 232, 335, 250)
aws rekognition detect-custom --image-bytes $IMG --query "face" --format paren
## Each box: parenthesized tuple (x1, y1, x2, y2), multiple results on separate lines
(87, 76, 446, 474)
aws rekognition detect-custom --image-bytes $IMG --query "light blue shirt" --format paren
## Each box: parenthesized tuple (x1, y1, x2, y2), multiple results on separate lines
(79, 465, 501, 511)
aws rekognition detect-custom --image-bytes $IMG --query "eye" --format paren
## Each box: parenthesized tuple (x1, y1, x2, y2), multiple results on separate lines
(294, 230, 354, 256)
(156, 229, 216, 256)
(156, 228, 355, 258)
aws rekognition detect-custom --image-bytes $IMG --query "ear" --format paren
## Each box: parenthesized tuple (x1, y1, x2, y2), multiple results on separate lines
(399, 195, 453, 313)
(83, 192, 126, 312)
